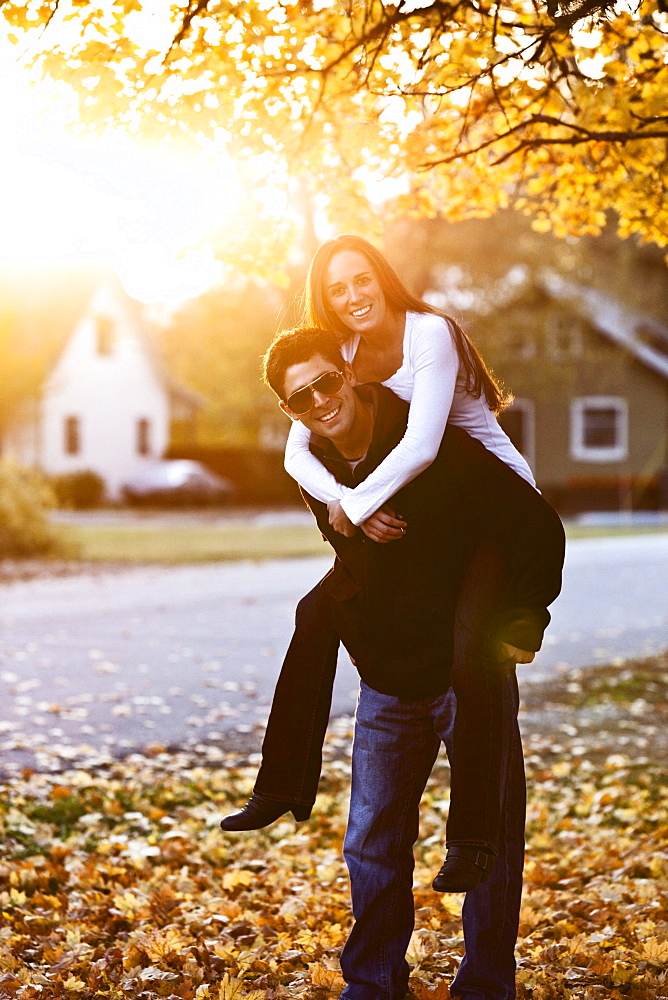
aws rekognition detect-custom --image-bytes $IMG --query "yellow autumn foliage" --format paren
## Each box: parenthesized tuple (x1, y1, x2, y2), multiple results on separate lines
(0, 654, 666, 998)
(2, 1, 668, 267)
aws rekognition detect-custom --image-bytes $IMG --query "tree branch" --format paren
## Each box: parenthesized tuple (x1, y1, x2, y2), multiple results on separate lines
(421, 114, 668, 169)
(167, 0, 212, 55)
(548, 0, 618, 29)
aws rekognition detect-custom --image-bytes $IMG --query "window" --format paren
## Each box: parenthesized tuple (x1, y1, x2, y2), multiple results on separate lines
(95, 316, 114, 356)
(547, 314, 583, 360)
(505, 310, 537, 360)
(64, 416, 81, 455)
(571, 397, 628, 462)
(506, 332, 536, 361)
(498, 398, 535, 470)
(137, 418, 151, 456)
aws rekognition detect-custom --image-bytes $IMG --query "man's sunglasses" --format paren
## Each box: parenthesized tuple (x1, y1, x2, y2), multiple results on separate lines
(284, 370, 345, 414)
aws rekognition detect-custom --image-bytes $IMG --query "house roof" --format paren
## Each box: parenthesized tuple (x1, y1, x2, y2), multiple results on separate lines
(0, 263, 105, 373)
(0, 263, 202, 410)
(539, 273, 668, 382)
(100, 277, 203, 412)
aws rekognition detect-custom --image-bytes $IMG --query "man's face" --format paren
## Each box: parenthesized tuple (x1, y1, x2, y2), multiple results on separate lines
(280, 353, 360, 446)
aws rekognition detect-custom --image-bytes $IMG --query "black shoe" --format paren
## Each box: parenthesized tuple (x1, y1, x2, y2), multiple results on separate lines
(432, 846, 495, 892)
(219, 791, 312, 831)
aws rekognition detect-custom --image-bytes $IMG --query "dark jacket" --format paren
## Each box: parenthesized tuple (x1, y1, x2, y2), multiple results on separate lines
(302, 383, 565, 701)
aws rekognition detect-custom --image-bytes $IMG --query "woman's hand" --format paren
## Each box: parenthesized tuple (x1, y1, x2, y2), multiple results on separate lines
(327, 500, 357, 537)
(360, 505, 408, 544)
(497, 641, 535, 664)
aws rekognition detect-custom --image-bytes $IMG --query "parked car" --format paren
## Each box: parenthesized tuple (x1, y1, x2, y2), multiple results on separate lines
(122, 460, 234, 506)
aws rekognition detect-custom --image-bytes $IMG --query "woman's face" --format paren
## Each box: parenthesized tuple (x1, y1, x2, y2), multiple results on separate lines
(324, 250, 388, 336)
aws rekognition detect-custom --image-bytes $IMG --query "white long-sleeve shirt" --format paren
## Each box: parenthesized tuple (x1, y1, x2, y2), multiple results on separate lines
(284, 312, 536, 525)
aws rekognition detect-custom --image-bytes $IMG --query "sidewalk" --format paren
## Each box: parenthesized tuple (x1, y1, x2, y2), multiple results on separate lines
(574, 510, 668, 527)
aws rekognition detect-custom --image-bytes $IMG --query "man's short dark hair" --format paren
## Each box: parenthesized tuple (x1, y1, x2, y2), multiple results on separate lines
(263, 326, 345, 399)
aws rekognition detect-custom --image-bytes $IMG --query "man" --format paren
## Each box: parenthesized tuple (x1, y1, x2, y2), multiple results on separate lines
(223, 326, 564, 1000)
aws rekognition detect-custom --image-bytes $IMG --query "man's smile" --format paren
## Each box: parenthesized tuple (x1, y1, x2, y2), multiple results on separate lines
(317, 403, 342, 424)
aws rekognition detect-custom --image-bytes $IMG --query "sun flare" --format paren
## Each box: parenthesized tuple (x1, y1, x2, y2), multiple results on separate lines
(0, 30, 247, 305)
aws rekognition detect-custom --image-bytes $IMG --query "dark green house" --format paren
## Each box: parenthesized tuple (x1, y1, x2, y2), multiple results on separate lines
(466, 276, 668, 513)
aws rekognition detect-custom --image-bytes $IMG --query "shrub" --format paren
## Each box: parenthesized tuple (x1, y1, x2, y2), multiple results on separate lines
(50, 469, 105, 509)
(0, 461, 65, 558)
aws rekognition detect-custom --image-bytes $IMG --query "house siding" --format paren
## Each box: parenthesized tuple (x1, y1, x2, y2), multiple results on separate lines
(3, 283, 171, 501)
(530, 350, 668, 486)
(622, 363, 668, 478)
(42, 287, 169, 499)
(487, 300, 668, 505)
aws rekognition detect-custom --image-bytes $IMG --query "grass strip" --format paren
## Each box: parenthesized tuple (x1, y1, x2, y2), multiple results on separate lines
(59, 521, 327, 563)
(51, 518, 668, 564)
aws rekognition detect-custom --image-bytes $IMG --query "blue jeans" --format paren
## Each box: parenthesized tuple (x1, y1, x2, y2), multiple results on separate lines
(340, 671, 525, 1000)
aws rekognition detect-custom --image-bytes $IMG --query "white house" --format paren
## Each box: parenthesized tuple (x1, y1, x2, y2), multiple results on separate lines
(1, 273, 200, 500)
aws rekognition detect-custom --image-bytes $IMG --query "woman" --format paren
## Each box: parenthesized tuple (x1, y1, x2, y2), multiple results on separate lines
(284, 235, 534, 545)
(221, 235, 547, 891)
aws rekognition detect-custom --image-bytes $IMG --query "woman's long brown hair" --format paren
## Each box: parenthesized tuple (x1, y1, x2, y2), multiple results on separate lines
(300, 233, 510, 414)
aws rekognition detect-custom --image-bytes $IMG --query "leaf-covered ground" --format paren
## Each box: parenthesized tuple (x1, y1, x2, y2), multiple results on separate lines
(1, 655, 667, 1000)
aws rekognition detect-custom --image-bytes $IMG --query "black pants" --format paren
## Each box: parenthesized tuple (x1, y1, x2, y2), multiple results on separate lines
(255, 579, 340, 806)
(254, 545, 509, 852)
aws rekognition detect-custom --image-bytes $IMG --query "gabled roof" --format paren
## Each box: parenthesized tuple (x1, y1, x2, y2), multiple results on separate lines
(88, 276, 203, 411)
(539, 273, 668, 382)
(0, 264, 202, 409)
(0, 262, 107, 379)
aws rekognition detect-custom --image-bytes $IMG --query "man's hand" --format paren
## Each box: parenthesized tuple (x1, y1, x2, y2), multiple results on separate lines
(360, 505, 408, 544)
(497, 641, 535, 664)
(327, 500, 357, 537)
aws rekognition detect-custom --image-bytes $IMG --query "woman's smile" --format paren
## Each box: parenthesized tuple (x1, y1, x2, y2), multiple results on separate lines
(351, 304, 372, 320)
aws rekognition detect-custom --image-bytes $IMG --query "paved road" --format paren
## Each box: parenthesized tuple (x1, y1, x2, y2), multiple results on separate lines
(0, 533, 666, 775)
